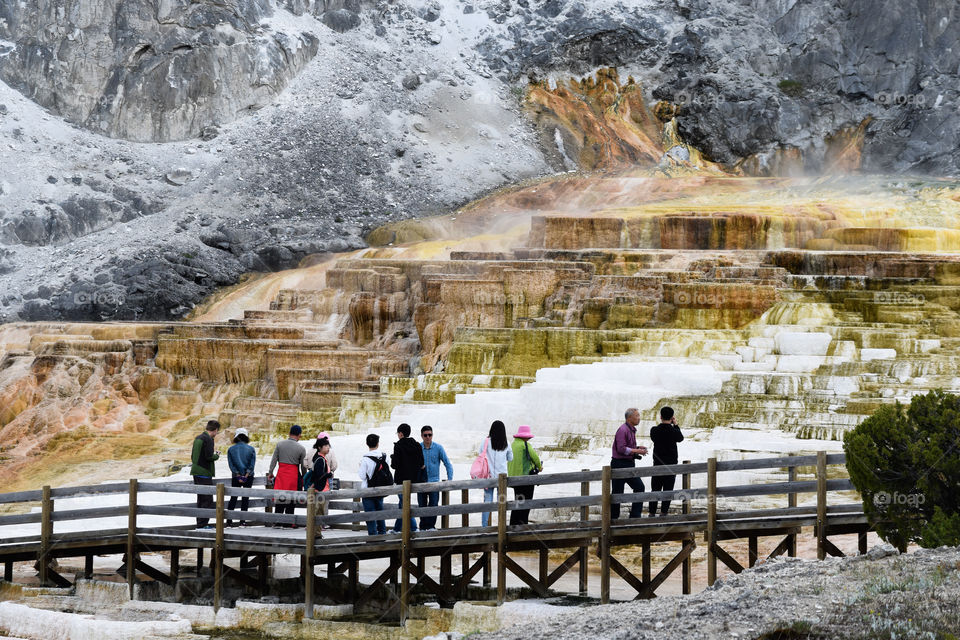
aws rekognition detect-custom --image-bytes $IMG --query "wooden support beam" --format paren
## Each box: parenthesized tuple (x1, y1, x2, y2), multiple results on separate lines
(196, 548, 203, 574)
(222, 564, 260, 590)
(638, 538, 696, 599)
(496, 473, 508, 605)
(503, 555, 549, 598)
(482, 551, 491, 588)
(348, 560, 358, 601)
(454, 555, 486, 598)
(748, 536, 758, 568)
(608, 555, 644, 594)
(258, 554, 268, 596)
(858, 531, 868, 555)
(538, 547, 548, 586)
(579, 469, 589, 596)
(305, 487, 317, 619)
(546, 549, 582, 589)
(400, 480, 412, 624)
(39, 485, 52, 587)
(787, 455, 798, 557)
(641, 541, 651, 586)
(405, 560, 452, 601)
(681, 462, 692, 595)
(5, 561, 14, 582)
(84, 554, 94, 580)
(706, 458, 717, 586)
(169, 549, 179, 589)
(354, 558, 400, 611)
(461, 489, 469, 576)
(767, 535, 793, 561)
(822, 538, 845, 558)
(127, 479, 137, 599)
(711, 543, 744, 574)
(36, 564, 71, 588)
(600, 465, 612, 604)
(214, 482, 225, 612)
(440, 551, 452, 605)
(816, 450, 827, 561)
(134, 559, 171, 585)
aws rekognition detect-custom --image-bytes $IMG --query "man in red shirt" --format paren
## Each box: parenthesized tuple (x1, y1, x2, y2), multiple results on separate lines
(610, 408, 649, 519)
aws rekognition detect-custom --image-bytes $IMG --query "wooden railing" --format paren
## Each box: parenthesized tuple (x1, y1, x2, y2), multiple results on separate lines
(0, 452, 864, 615)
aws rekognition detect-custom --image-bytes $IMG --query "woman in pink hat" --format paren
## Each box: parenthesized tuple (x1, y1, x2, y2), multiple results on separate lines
(508, 425, 542, 526)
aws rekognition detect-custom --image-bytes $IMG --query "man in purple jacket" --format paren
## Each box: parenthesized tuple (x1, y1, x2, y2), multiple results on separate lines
(611, 408, 649, 519)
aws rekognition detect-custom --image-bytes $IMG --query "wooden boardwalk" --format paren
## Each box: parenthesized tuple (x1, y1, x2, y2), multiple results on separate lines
(0, 452, 871, 621)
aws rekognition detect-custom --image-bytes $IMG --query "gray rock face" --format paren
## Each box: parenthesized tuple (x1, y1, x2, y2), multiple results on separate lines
(1, 0, 960, 323)
(0, 0, 318, 141)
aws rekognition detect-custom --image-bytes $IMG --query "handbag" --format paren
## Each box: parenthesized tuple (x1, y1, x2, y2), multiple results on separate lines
(523, 441, 540, 475)
(470, 438, 492, 479)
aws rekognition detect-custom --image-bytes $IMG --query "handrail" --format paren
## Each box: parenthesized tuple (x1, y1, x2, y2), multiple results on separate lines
(0, 452, 857, 537)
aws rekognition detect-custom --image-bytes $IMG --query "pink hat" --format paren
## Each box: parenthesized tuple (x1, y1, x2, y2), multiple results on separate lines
(514, 425, 534, 439)
(318, 432, 330, 440)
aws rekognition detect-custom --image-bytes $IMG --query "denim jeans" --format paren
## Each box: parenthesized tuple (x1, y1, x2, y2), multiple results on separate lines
(393, 494, 418, 533)
(482, 487, 497, 527)
(418, 490, 440, 530)
(227, 474, 253, 525)
(361, 497, 386, 535)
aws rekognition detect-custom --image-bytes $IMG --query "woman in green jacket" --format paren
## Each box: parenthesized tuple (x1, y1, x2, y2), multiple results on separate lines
(508, 425, 542, 525)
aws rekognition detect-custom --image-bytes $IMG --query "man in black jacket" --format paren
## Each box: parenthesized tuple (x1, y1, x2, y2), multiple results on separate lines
(648, 406, 684, 517)
(391, 423, 425, 533)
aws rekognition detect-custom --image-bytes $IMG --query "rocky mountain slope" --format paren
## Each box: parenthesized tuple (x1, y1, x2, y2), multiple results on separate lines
(1, 0, 958, 322)
(473, 544, 960, 640)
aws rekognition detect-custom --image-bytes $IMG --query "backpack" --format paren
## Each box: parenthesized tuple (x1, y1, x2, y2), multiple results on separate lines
(367, 454, 394, 487)
(302, 469, 313, 489)
(470, 438, 491, 479)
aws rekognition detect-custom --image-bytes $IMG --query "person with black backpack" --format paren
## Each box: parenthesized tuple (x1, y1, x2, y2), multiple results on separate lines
(358, 433, 392, 535)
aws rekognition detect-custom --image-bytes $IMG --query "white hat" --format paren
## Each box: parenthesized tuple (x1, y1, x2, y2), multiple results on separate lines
(234, 428, 249, 439)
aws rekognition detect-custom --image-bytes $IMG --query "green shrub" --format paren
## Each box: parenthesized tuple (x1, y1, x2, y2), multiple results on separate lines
(843, 390, 960, 551)
(778, 79, 804, 97)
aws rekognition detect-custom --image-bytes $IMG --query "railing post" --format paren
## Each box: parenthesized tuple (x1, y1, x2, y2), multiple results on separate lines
(579, 468, 589, 596)
(127, 479, 137, 599)
(441, 482, 450, 530)
(460, 488, 469, 585)
(600, 465, 611, 604)
(496, 473, 508, 605)
(305, 487, 317, 619)
(39, 485, 52, 587)
(681, 460, 691, 594)
(787, 453, 798, 557)
(400, 480, 412, 624)
(214, 482, 224, 612)
(816, 450, 827, 561)
(706, 457, 717, 587)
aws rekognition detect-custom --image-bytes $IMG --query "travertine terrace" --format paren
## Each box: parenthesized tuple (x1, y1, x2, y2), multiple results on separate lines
(4, 176, 960, 489)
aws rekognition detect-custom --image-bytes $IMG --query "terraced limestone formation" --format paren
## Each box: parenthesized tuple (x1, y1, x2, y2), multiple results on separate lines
(4, 176, 960, 493)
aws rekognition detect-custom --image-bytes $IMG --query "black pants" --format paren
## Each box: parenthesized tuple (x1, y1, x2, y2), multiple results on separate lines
(649, 472, 677, 516)
(610, 458, 645, 519)
(510, 483, 535, 525)
(227, 474, 253, 524)
(193, 475, 214, 527)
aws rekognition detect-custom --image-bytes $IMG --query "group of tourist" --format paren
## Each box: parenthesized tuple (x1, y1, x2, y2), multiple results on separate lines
(189, 405, 683, 533)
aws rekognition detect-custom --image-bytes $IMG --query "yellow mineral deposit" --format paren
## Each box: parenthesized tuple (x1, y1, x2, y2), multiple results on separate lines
(3, 124, 960, 497)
